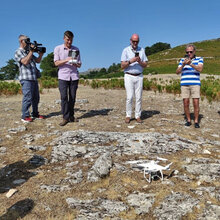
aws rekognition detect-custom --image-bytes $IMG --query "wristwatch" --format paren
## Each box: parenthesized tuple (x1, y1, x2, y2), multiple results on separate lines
(128, 60, 131, 65)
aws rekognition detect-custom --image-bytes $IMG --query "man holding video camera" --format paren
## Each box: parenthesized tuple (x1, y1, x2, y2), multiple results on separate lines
(54, 30, 82, 126)
(121, 34, 148, 124)
(176, 44, 203, 128)
(15, 35, 45, 122)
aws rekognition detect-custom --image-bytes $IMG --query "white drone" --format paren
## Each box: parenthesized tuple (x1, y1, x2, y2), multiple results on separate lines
(127, 157, 173, 183)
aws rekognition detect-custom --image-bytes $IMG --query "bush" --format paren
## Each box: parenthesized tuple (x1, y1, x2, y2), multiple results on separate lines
(0, 81, 21, 95)
(38, 76, 58, 89)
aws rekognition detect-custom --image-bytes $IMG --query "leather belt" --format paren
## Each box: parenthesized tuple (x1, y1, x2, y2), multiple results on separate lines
(125, 72, 142, 76)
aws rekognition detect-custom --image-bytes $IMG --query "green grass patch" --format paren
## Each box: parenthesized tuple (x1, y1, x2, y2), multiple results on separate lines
(1, 76, 219, 103)
(0, 81, 21, 95)
(38, 76, 58, 89)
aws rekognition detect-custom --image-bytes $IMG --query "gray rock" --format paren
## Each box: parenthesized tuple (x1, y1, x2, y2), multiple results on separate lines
(0, 146, 7, 154)
(87, 152, 112, 182)
(55, 99, 61, 104)
(13, 179, 26, 185)
(153, 192, 199, 220)
(24, 145, 46, 151)
(181, 157, 220, 182)
(127, 192, 155, 215)
(192, 187, 220, 201)
(21, 134, 34, 144)
(92, 152, 112, 178)
(8, 126, 26, 133)
(87, 170, 100, 182)
(50, 131, 200, 163)
(40, 184, 70, 192)
(76, 99, 89, 104)
(198, 204, 220, 220)
(100, 199, 128, 214)
(66, 197, 127, 219)
(51, 144, 87, 163)
(66, 170, 84, 184)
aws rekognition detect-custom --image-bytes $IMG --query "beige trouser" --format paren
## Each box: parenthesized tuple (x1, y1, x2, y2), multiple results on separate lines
(181, 85, 200, 99)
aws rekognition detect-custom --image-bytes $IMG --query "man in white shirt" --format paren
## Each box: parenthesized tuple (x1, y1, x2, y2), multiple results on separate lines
(121, 34, 148, 123)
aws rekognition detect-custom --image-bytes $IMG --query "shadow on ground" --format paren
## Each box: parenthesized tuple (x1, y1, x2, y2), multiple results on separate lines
(183, 113, 204, 123)
(78, 108, 113, 119)
(45, 111, 62, 119)
(141, 110, 160, 120)
(0, 155, 46, 194)
(0, 199, 34, 220)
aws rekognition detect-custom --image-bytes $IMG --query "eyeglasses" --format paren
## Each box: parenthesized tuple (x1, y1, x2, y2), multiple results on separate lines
(186, 51, 193, 54)
(132, 40, 139, 43)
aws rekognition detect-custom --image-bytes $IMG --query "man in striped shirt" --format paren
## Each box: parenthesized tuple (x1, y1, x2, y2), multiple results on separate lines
(176, 44, 203, 128)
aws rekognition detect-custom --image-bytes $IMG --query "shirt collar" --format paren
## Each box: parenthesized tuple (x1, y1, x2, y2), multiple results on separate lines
(129, 45, 140, 53)
(63, 44, 72, 50)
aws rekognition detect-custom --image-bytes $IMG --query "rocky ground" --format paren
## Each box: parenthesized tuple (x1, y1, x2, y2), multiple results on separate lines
(0, 77, 219, 219)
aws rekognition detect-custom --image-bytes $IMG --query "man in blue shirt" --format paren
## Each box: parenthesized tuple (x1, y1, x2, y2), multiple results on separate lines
(176, 44, 203, 128)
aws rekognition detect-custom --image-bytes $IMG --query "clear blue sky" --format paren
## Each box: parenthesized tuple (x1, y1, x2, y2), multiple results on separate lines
(0, 0, 220, 72)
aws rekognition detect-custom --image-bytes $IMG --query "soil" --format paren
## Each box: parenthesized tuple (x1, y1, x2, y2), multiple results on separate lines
(0, 74, 219, 219)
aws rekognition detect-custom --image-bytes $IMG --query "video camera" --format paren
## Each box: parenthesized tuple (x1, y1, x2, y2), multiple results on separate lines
(25, 38, 46, 53)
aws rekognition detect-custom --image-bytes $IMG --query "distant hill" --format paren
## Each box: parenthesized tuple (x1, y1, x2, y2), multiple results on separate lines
(146, 38, 220, 75)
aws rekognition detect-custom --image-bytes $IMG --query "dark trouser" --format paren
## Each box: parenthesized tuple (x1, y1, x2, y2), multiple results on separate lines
(20, 80, 40, 119)
(59, 79, 78, 120)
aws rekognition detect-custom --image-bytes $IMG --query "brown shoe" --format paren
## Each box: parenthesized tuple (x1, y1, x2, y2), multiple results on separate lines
(136, 117, 143, 123)
(59, 119, 69, 126)
(69, 116, 79, 122)
(125, 117, 130, 123)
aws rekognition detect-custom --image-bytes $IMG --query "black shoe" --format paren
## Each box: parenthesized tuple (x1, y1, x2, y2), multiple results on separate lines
(194, 123, 200, 128)
(185, 121, 191, 126)
(69, 116, 79, 122)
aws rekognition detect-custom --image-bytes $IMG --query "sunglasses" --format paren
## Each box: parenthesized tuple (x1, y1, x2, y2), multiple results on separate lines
(132, 40, 139, 43)
(186, 51, 193, 54)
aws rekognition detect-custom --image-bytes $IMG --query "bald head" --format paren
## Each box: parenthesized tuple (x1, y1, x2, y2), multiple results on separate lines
(130, 34, 139, 41)
(130, 34, 139, 50)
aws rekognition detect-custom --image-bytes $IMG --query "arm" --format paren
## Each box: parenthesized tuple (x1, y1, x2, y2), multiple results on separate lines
(35, 52, 44, 63)
(190, 63, 203, 72)
(20, 50, 34, 66)
(121, 56, 141, 69)
(138, 59, 148, 68)
(176, 58, 187, 74)
(121, 60, 130, 69)
(54, 57, 72, 67)
(176, 65, 184, 74)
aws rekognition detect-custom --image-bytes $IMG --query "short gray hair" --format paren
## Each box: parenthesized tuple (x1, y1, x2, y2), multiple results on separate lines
(185, 44, 196, 51)
(18, 34, 28, 42)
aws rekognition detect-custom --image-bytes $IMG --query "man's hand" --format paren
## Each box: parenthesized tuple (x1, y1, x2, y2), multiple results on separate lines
(130, 56, 140, 63)
(183, 58, 191, 66)
(66, 57, 73, 62)
(30, 44, 37, 52)
(176, 58, 191, 74)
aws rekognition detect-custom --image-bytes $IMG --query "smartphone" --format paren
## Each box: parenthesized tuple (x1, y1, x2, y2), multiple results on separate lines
(135, 52, 139, 57)
(184, 54, 189, 59)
